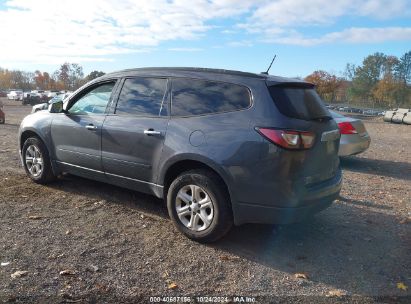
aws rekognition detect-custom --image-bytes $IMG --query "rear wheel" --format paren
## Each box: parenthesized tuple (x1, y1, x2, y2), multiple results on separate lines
(167, 169, 233, 242)
(22, 137, 56, 184)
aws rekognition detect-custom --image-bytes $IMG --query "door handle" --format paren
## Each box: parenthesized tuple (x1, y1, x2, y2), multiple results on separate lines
(85, 124, 97, 130)
(144, 129, 161, 136)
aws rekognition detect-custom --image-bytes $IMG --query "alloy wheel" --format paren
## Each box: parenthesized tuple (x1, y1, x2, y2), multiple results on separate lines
(175, 184, 214, 232)
(25, 145, 43, 178)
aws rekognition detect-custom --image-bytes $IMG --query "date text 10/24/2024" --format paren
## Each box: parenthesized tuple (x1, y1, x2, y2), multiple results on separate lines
(149, 296, 256, 303)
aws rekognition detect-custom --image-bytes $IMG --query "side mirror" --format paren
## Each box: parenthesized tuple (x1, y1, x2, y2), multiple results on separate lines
(49, 100, 64, 113)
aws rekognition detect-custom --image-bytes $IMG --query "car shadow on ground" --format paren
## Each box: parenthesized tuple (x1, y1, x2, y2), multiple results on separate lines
(337, 195, 393, 210)
(49, 174, 169, 219)
(340, 156, 411, 181)
(216, 203, 410, 297)
(47, 174, 410, 298)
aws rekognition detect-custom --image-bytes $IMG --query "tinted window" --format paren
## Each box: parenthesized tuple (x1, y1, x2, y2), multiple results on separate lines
(116, 78, 167, 116)
(171, 79, 250, 116)
(269, 84, 331, 121)
(68, 82, 115, 115)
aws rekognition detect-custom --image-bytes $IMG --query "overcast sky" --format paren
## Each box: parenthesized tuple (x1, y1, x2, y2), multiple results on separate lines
(0, 0, 410, 77)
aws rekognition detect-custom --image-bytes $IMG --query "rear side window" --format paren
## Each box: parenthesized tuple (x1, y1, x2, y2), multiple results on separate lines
(116, 78, 168, 116)
(171, 79, 250, 116)
(269, 84, 331, 120)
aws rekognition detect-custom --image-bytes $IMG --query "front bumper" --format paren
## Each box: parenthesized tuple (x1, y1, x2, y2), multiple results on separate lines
(232, 170, 342, 225)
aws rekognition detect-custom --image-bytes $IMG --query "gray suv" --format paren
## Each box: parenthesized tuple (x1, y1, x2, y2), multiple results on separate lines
(19, 68, 342, 242)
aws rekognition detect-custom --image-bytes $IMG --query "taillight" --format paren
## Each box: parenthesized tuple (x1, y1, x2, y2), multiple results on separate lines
(337, 122, 358, 134)
(256, 128, 316, 150)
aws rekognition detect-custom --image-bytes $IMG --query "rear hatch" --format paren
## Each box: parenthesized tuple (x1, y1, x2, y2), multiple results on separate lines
(267, 82, 340, 187)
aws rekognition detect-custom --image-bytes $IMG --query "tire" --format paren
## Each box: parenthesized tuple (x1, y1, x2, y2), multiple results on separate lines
(167, 169, 233, 243)
(22, 137, 56, 184)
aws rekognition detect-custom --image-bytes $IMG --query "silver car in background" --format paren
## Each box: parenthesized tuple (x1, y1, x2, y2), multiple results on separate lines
(331, 111, 371, 156)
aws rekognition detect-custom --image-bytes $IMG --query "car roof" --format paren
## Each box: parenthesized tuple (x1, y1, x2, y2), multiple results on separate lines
(99, 67, 307, 85)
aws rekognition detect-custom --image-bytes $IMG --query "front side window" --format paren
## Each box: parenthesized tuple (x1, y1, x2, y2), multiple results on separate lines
(115, 78, 168, 116)
(68, 82, 115, 115)
(171, 79, 251, 116)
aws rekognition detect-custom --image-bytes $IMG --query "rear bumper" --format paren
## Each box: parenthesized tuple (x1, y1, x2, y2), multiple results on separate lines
(232, 170, 342, 225)
(338, 134, 370, 156)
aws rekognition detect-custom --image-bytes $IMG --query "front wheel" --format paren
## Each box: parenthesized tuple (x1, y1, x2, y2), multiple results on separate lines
(167, 169, 233, 243)
(22, 137, 56, 184)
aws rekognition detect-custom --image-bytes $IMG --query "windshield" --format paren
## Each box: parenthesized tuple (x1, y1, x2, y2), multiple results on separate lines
(269, 84, 331, 121)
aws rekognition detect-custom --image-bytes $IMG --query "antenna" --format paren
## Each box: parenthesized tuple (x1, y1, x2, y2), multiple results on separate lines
(261, 55, 276, 75)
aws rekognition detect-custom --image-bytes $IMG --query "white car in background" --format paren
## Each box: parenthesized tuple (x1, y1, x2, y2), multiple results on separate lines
(7, 90, 23, 100)
(47, 90, 60, 98)
(30, 90, 47, 99)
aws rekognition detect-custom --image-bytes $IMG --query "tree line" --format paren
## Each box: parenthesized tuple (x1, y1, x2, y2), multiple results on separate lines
(0, 63, 105, 92)
(1, 52, 410, 109)
(305, 51, 411, 109)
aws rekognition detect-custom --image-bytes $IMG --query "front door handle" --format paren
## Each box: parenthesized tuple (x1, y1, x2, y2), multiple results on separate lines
(144, 129, 161, 136)
(85, 124, 97, 130)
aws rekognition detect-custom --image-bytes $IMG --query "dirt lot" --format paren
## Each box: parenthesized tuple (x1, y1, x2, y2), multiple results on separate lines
(0, 98, 410, 303)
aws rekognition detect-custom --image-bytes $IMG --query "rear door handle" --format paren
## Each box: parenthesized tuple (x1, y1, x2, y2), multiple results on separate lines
(144, 129, 161, 136)
(85, 124, 97, 130)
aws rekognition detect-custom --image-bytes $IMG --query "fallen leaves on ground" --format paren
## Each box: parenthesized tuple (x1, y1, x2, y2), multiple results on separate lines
(397, 282, 408, 291)
(220, 255, 240, 261)
(94, 283, 110, 292)
(11, 271, 28, 279)
(59, 269, 76, 276)
(161, 271, 169, 279)
(27, 215, 42, 220)
(294, 273, 309, 280)
(326, 289, 347, 297)
(168, 282, 178, 290)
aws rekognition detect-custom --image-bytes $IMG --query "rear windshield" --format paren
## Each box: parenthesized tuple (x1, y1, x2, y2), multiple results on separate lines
(268, 84, 331, 121)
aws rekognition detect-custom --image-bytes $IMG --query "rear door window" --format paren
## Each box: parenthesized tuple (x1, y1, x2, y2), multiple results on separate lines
(268, 84, 331, 121)
(115, 78, 168, 116)
(171, 78, 250, 116)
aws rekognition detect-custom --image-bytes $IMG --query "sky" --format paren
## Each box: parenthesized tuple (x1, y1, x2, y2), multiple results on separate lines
(0, 0, 410, 77)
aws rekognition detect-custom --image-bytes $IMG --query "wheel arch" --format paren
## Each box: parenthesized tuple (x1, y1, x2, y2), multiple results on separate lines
(20, 128, 60, 176)
(20, 129, 46, 152)
(160, 155, 234, 207)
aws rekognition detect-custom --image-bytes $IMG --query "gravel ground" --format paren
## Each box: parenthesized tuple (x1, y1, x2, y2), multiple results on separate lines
(0, 98, 410, 303)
